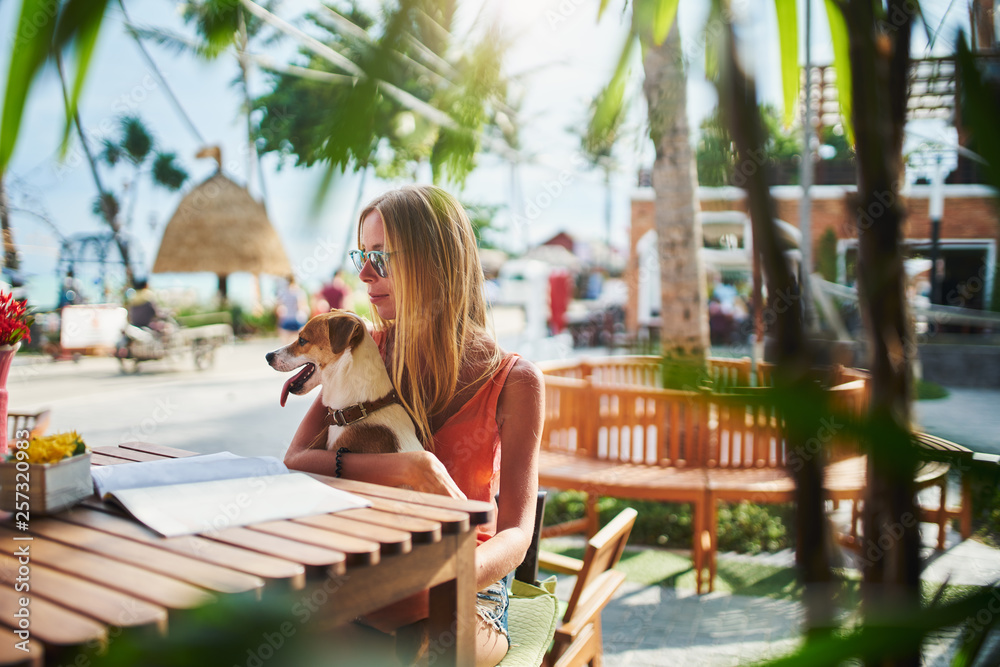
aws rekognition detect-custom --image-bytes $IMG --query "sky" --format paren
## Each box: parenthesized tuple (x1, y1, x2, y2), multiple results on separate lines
(0, 0, 968, 310)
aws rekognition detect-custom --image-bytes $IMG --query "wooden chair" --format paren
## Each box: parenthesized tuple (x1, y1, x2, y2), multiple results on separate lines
(7, 409, 51, 441)
(537, 507, 638, 667)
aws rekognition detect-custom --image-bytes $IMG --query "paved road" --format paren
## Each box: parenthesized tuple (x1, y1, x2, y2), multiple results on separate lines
(9, 338, 310, 459)
(914, 387, 1000, 454)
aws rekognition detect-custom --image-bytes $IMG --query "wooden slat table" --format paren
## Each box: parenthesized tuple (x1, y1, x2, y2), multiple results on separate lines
(0, 442, 492, 666)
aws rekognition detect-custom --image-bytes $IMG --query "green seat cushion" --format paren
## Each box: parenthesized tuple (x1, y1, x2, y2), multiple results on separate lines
(499, 577, 560, 667)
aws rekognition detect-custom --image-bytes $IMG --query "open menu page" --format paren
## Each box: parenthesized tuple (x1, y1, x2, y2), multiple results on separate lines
(91, 452, 370, 537)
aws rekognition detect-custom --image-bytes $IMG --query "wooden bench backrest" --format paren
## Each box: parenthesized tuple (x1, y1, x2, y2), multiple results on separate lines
(704, 392, 785, 468)
(542, 376, 592, 456)
(7, 410, 51, 441)
(590, 385, 709, 466)
(541, 359, 870, 470)
(707, 357, 752, 392)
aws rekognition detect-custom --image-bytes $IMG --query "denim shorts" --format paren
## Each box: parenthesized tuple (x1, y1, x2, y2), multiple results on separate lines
(476, 571, 513, 638)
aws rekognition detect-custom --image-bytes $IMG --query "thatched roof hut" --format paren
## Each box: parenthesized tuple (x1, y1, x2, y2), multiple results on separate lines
(152, 161, 291, 300)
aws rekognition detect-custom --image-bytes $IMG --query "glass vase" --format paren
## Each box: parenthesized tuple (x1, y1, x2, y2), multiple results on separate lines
(0, 342, 20, 456)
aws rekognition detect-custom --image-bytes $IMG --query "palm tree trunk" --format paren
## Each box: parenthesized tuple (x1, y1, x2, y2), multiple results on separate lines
(0, 176, 18, 271)
(719, 22, 834, 640)
(843, 2, 920, 664)
(237, 11, 260, 202)
(119, 0, 205, 146)
(640, 23, 709, 384)
(55, 52, 135, 289)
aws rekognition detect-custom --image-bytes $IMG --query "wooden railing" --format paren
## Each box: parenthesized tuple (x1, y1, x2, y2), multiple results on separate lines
(539, 357, 869, 470)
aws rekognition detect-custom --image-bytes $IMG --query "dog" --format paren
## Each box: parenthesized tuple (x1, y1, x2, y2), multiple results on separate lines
(266, 310, 423, 454)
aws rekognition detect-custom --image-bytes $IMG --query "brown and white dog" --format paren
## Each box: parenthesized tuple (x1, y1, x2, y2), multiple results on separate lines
(266, 310, 423, 454)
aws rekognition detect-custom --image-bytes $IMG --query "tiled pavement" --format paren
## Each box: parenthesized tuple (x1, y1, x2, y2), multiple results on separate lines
(550, 514, 1000, 666)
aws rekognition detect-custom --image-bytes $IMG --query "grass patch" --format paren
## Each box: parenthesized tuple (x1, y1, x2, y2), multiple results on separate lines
(539, 541, 804, 599)
(916, 379, 950, 400)
(541, 541, 983, 606)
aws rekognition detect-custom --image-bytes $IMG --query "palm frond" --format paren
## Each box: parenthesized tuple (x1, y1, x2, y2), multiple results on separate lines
(120, 115, 153, 164)
(151, 152, 188, 190)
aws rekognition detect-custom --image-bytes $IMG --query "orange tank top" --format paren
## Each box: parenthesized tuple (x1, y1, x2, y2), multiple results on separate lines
(432, 353, 518, 545)
(374, 330, 517, 545)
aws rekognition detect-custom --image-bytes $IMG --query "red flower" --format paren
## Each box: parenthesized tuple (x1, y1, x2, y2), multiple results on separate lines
(0, 292, 33, 346)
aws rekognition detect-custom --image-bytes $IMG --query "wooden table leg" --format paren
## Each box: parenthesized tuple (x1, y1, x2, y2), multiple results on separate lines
(693, 498, 704, 595)
(427, 529, 476, 666)
(706, 491, 718, 594)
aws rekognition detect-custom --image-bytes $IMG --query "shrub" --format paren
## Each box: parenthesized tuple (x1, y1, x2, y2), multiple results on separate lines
(543, 490, 794, 554)
(915, 379, 949, 400)
(230, 305, 277, 337)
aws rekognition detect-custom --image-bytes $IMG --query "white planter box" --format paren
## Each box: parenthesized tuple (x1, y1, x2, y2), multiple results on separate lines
(0, 453, 93, 515)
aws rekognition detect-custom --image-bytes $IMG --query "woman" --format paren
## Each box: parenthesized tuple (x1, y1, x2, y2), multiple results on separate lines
(284, 185, 544, 667)
(276, 275, 310, 344)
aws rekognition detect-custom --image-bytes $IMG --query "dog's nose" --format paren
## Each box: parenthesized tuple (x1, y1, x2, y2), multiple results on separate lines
(265, 351, 275, 364)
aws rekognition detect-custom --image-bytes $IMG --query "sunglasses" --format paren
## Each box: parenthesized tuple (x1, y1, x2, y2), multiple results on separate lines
(349, 249, 393, 278)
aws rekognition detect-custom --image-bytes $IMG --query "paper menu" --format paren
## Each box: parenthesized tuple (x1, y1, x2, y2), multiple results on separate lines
(106, 472, 371, 538)
(91, 452, 371, 538)
(90, 451, 287, 498)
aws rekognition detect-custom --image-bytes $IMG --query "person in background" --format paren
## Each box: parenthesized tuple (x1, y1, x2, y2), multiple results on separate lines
(126, 278, 165, 331)
(313, 269, 353, 315)
(59, 269, 84, 308)
(284, 185, 543, 667)
(275, 275, 309, 344)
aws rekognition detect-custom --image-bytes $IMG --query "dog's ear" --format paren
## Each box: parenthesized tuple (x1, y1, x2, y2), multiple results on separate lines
(328, 316, 366, 354)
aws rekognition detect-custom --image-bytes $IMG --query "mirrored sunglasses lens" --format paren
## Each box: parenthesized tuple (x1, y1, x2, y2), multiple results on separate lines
(349, 251, 365, 273)
(370, 253, 388, 277)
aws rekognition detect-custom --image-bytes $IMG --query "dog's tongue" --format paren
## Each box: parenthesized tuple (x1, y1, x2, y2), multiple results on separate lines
(279, 364, 314, 407)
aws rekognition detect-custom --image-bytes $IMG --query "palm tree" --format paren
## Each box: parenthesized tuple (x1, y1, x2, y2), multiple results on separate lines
(635, 8, 709, 384)
(95, 115, 187, 235)
(580, 85, 627, 248)
(127, 0, 281, 200)
(251, 0, 515, 265)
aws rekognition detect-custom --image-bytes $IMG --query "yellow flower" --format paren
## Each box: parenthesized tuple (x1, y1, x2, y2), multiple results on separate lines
(24, 431, 87, 464)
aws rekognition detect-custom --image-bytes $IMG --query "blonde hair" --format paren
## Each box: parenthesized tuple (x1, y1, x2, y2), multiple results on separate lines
(358, 185, 501, 447)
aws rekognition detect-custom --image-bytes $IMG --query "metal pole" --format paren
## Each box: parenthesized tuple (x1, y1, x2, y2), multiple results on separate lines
(799, 0, 816, 330)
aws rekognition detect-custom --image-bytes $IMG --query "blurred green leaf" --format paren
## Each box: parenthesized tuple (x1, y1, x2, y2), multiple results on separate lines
(254, 0, 511, 187)
(56, 0, 110, 155)
(823, 0, 854, 145)
(774, 0, 798, 129)
(182, 0, 244, 59)
(588, 34, 634, 158)
(1, 0, 59, 170)
(651, 0, 680, 46)
(1, 0, 111, 170)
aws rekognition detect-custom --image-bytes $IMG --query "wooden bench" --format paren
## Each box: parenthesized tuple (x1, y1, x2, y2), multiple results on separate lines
(537, 356, 967, 594)
(7, 410, 51, 441)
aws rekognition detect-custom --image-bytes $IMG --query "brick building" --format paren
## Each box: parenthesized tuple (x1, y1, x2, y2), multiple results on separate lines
(626, 184, 999, 335)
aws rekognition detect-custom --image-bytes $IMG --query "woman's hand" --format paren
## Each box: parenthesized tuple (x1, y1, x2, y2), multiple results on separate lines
(398, 450, 467, 499)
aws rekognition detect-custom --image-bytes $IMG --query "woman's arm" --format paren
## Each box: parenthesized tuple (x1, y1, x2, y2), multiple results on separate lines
(473, 358, 544, 590)
(283, 394, 466, 498)
(282, 394, 333, 472)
